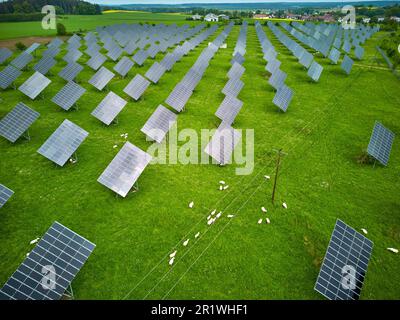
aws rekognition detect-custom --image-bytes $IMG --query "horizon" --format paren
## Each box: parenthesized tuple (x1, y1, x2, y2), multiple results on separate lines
(88, 0, 399, 5)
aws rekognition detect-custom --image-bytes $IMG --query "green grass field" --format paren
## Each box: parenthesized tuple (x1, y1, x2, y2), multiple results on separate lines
(0, 18, 399, 300)
(0, 12, 191, 40)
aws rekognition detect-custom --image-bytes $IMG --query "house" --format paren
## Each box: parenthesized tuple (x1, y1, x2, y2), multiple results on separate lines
(363, 17, 371, 24)
(218, 14, 230, 21)
(204, 13, 218, 22)
(253, 14, 269, 19)
(378, 17, 385, 22)
(192, 14, 202, 21)
(322, 14, 335, 23)
(253, 13, 269, 19)
(390, 16, 400, 23)
(286, 13, 302, 20)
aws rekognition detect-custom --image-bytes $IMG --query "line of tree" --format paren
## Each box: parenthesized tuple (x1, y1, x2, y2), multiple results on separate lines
(0, 0, 102, 15)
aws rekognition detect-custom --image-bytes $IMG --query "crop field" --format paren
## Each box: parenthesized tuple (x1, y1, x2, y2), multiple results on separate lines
(0, 17, 399, 301)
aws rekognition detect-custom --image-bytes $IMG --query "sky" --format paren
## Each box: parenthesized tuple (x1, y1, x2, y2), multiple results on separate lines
(88, 0, 388, 4)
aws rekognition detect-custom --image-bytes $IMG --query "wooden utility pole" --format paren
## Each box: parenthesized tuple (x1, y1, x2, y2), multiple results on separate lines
(271, 149, 287, 204)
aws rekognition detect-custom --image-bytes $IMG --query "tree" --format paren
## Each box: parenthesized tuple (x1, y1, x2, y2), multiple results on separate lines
(57, 22, 66, 36)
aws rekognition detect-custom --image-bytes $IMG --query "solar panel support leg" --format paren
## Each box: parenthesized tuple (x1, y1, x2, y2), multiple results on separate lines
(23, 129, 31, 141)
(112, 116, 119, 125)
(131, 181, 139, 193)
(72, 103, 79, 111)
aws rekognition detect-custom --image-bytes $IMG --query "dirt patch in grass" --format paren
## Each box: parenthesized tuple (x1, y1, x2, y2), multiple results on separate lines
(0, 36, 68, 50)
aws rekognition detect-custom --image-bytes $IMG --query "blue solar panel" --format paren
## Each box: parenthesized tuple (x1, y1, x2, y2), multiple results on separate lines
(367, 121, 395, 166)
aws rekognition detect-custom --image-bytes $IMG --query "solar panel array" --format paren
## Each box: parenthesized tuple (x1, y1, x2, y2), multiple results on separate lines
(91, 91, 127, 125)
(33, 56, 56, 75)
(204, 123, 241, 165)
(341, 55, 354, 75)
(0, 184, 14, 209)
(0, 102, 40, 143)
(123, 74, 150, 100)
(255, 21, 294, 112)
(0, 47, 12, 64)
(58, 62, 83, 82)
(141, 105, 177, 143)
(0, 221, 95, 300)
(97, 142, 152, 197)
(88, 67, 115, 91)
(272, 84, 293, 112)
(165, 83, 193, 112)
(0, 65, 22, 89)
(51, 82, 86, 111)
(307, 61, 323, 82)
(367, 121, 395, 166)
(18, 72, 51, 99)
(10, 52, 33, 70)
(113, 56, 134, 77)
(315, 219, 373, 300)
(145, 62, 167, 84)
(37, 119, 89, 166)
(215, 95, 243, 126)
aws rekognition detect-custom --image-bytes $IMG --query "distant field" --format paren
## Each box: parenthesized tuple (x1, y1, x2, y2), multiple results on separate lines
(0, 16, 399, 300)
(0, 12, 191, 40)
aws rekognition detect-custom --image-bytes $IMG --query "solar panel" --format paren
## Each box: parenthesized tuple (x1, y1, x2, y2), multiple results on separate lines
(343, 41, 352, 54)
(132, 49, 148, 66)
(19, 72, 51, 100)
(42, 46, 60, 58)
(215, 95, 243, 126)
(222, 77, 244, 98)
(265, 59, 281, 74)
(51, 82, 86, 111)
(227, 62, 245, 79)
(11, 52, 33, 70)
(141, 104, 177, 143)
(88, 67, 115, 91)
(299, 51, 314, 69)
(341, 55, 354, 75)
(123, 74, 150, 101)
(314, 219, 373, 300)
(48, 37, 63, 48)
(33, 56, 56, 75)
(91, 91, 127, 125)
(86, 53, 107, 71)
(145, 62, 167, 84)
(25, 43, 40, 55)
(97, 142, 152, 197)
(268, 69, 287, 90)
(307, 61, 323, 82)
(272, 84, 293, 112)
(58, 62, 83, 82)
(62, 49, 82, 64)
(328, 48, 341, 64)
(0, 65, 22, 90)
(107, 45, 123, 61)
(0, 48, 12, 64)
(37, 119, 89, 166)
(165, 82, 193, 112)
(113, 56, 134, 77)
(0, 221, 95, 300)
(0, 102, 40, 143)
(367, 121, 395, 166)
(354, 46, 364, 60)
(160, 53, 176, 71)
(180, 69, 202, 91)
(204, 123, 241, 165)
(0, 184, 14, 209)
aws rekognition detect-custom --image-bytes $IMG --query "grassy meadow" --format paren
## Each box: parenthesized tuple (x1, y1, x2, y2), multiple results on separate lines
(0, 16, 399, 300)
(0, 12, 191, 40)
